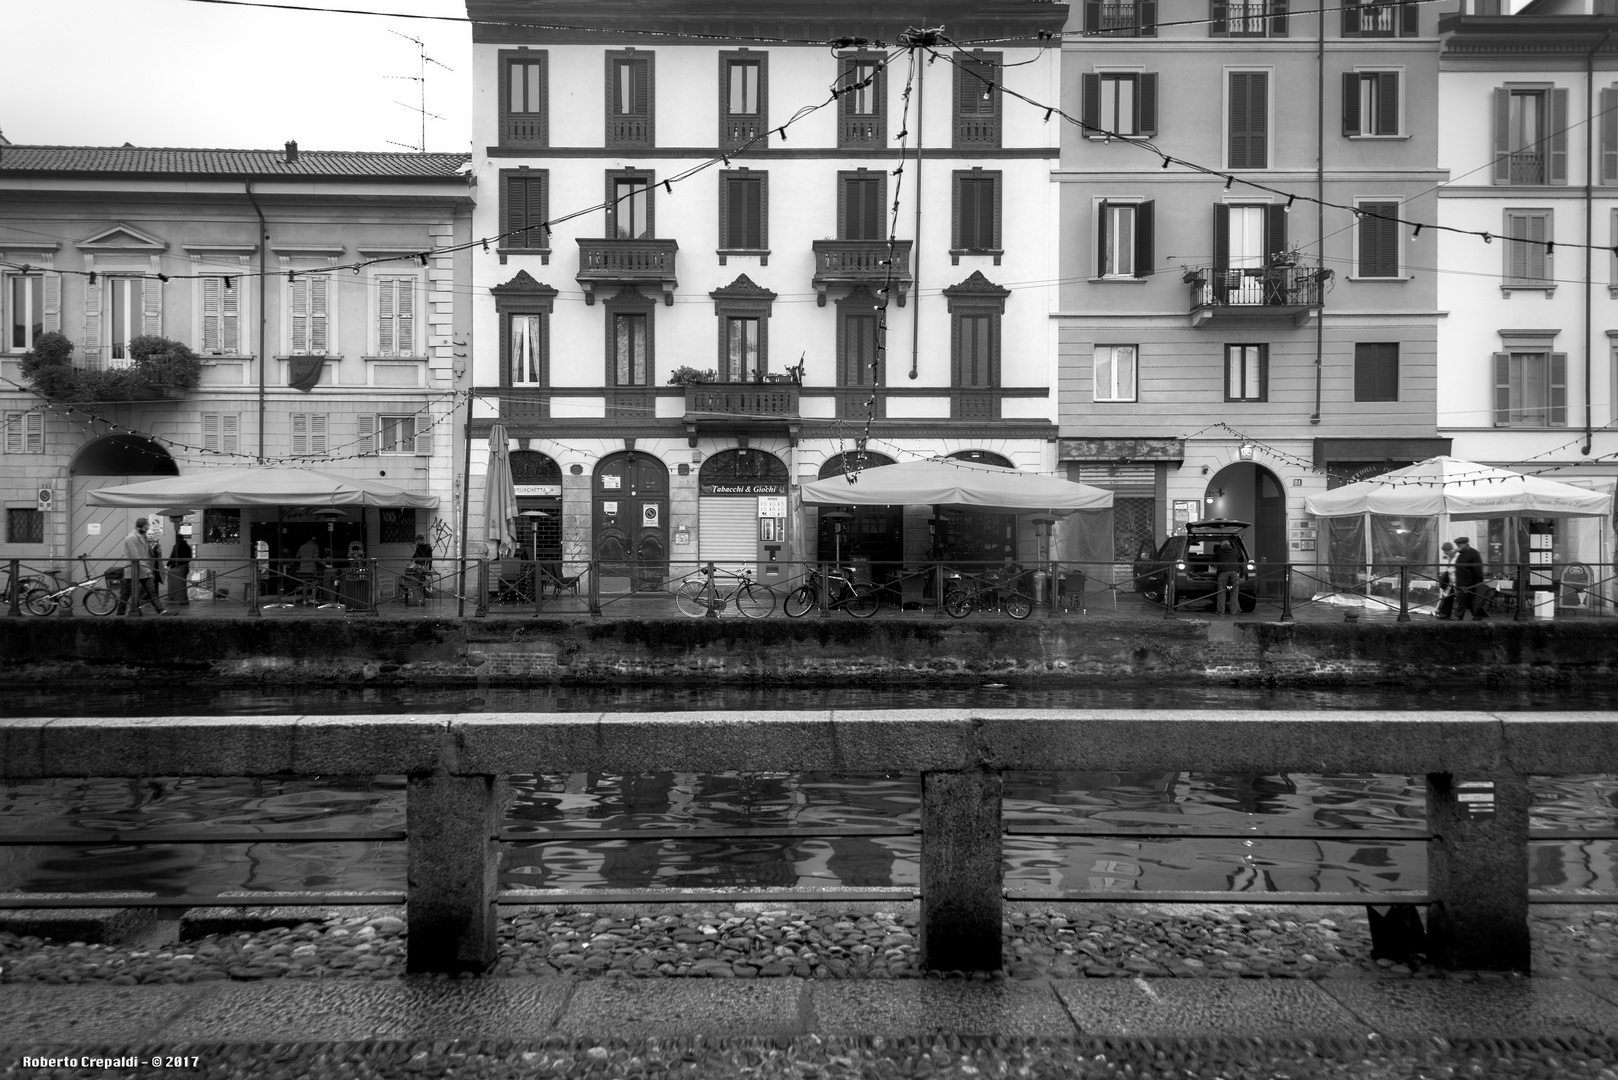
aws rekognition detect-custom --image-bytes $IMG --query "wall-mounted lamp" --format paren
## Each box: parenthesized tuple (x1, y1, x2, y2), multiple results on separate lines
(1238, 443, 1255, 461)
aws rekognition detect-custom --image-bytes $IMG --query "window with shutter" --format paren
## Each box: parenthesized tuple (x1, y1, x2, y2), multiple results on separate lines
(290, 413, 328, 456)
(1225, 344, 1267, 401)
(951, 171, 1001, 262)
(953, 52, 1001, 148)
(838, 172, 886, 241)
(142, 275, 163, 336)
(1494, 350, 1567, 426)
(107, 277, 139, 365)
(501, 50, 548, 147)
(719, 52, 768, 146)
(838, 52, 886, 148)
(1342, 0, 1418, 37)
(1356, 201, 1400, 278)
(1228, 71, 1269, 169)
(376, 414, 421, 454)
(1096, 200, 1155, 278)
(1094, 345, 1138, 402)
(1353, 343, 1399, 401)
(1087, 0, 1157, 36)
(1084, 73, 1158, 138)
(377, 277, 415, 357)
(606, 170, 654, 240)
(289, 274, 330, 355)
(1603, 86, 1618, 185)
(1211, 0, 1288, 38)
(1344, 72, 1400, 137)
(202, 413, 240, 454)
(200, 276, 240, 355)
(719, 171, 767, 255)
(1495, 86, 1565, 185)
(606, 51, 654, 149)
(500, 171, 550, 254)
(5, 272, 45, 352)
(4, 411, 45, 454)
(1503, 209, 1553, 290)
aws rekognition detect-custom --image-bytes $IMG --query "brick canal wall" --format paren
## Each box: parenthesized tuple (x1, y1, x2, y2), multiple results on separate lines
(1, 617, 1614, 687)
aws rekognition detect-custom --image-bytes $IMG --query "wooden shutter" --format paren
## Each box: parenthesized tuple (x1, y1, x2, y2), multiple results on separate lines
(1493, 88, 1511, 184)
(1096, 201, 1111, 275)
(1377, 71, 1399, 136)
(1343, 73, 1361, 136)
(1140, 0, 1157, 36)
(526, 175, 546, 247)
(1493, 352, 1511, 424)
(414, 418, 433, 456)
(1269, 0, 1288, 37)
(1138, 73, 1158, 135)
(957, 55, 986, 117)
(1211, 0, 1228, 36)
(310, 275, 328, 353)
(142, 276, 163, 335)
(1213, 204, 1230, 272)
(1081, 74, 1100, 132)
(1229, 72, 1267, 169)
(725, 175, 763, 249)
(378, 280, 395, 356)
(42, 272, 60, 334)
(82, 272, 101, 360)
(1359, 202, 1398, 277)
(357, 414, 376, 456)
(1550, 88, 1569, 184)
(1401, 0, 1419, 37)
(1265, 203, 1287, 263)
(1085, 0, 1101, 30)
(1550, 353, 1567, 425)
(1343, 0, 1361, 35)
(396, 278, 414, 356)
(4, 413, 22, 455)
(1603, 88, 1618, 184)
(221, 277, 239, 354)
(222, 413, 239, 454)
(1134, 200, 1155, 278)
(841, 175, 882, 240)
(309, 413, 327, 455)
(290, 276, 309, 354)
(292, 412, 308, 455)
(203, 276, 222, 353)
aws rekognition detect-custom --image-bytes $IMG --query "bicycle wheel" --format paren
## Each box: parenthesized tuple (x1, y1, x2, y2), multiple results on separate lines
(943, 589, 974, 619)
(83, 587, 119, 617)
(735, 582, 776, 619)
(783, 585, 816, 618)
(1003, 592, 1033, 620)
(674, 580, 712, 617)
(845, 582, 880, 619)
(22, 587, 57, 616)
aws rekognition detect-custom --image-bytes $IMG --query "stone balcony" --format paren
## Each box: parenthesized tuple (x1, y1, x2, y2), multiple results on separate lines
(576, 238, 679, 305)
(811, 240, 914, 307)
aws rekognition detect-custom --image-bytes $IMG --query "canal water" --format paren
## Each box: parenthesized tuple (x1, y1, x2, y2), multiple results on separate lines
(3, 683, 1615, 902)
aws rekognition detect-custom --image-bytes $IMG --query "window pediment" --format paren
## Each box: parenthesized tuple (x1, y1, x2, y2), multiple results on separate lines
(76, 223, 166, 252)
(491, 269, 559, 301)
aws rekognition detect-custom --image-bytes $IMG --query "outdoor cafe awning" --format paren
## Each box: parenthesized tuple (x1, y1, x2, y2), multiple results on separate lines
(1304, 456, 1611, 520)
(798, 457, 1113, 516)
(86, 466, 439, 509)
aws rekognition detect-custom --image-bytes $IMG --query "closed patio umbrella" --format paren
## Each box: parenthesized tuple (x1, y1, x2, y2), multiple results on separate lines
(482, 423, 519, 558)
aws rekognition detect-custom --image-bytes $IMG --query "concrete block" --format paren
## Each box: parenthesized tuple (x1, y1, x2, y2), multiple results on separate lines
(556, 975, 805, 1036)
(596, 711, 839, 772)
(831, 711, 977, 772)
(0, 984, 202, 1043)
(1054, 979, 1365, 1038)
(1425, 772, 1531, 971)
(294, 715, 447, 775)
(451, 713, 602, 774)
(0, 906, 156, 944)
(920, 770, 1002, 973)
(0, 718, 44, 780)
(1502, 713, 1618, 774)
(178, 904, 400, 940)
(406, 774, 498, 974)
(812, 980, 1073, 1036)
(1319, 978, 1618, 1038)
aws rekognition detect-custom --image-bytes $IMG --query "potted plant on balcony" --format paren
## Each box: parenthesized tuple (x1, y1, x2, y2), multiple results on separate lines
(19, 332, 203, 403)
(666, 366, 718, 386)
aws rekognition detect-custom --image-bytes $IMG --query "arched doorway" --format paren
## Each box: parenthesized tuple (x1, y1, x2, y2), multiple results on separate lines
(936, 450, 1017, 566)
(70, 434, 178, 563)
(593, 451, 668, 593)
(699, 448, 789, 581)
(1206, 462, 1287, 597)
(511, 450, 562, 563)
(815, 452, 902, 580)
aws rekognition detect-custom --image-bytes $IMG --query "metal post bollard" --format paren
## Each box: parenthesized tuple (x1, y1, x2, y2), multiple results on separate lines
(367, 558, 379, 615)
(1396, 564, 1410, 623)
(475, 560, 489, 618)
(5, 559, 20, 617)
(588, 560, 602, 616)
(819, 561, 832, 617)
(1163, 576, 1175, 619)
(1279, 563, 1294, 622)
(703, 561, 718, 618)
(1513, 561, 1528, 622)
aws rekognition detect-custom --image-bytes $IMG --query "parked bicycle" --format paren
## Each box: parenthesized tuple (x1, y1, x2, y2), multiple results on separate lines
(784, 563, 880, 618)
(22, 555, 121, 617)
(943, 566, 1034, 620)
(675, 564, 777, 618)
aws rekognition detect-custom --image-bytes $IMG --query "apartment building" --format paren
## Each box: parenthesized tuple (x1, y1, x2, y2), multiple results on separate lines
(464, 0, 1066, 596)
(0, 145, 473, 570)
(1057, 0, 1448, 583)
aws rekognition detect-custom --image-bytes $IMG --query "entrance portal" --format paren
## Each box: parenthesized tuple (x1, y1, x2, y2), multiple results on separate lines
(69, 434, 179, 564)
(593, 451, 668, 594)
(1206, 462, 1287, 598)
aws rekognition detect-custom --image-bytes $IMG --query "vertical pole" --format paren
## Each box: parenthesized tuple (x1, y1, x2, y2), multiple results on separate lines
(5, 559, 20, 616)
(247, 553, 261, 617)
(1279, 563, 1294, 622)
(1396, 564, 1410, 622)
(703, 561, 719, 617)
(475, 559, 488, 617)
(588, 559, 602, 616)
(406, 773, 498, 974)
(920, 769, 1003, 973)
(1424, 772, 1530, 971)
(1163, 576, 1175, 619)
(1514, 560, 1528, 622)
(367, 557, 379, 615)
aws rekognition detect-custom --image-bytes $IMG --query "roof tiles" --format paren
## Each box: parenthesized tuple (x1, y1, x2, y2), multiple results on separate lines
(0, 145, 470, 179)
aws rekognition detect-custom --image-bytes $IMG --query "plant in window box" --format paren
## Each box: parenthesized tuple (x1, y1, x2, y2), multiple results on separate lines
(21, 332, 202, 402)
(666, 365, 718, 386)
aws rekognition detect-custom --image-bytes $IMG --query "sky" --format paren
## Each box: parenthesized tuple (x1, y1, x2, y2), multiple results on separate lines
(5, 0, 473, 153)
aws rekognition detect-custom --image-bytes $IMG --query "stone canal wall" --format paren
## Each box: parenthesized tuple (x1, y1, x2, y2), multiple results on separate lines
(1, 617, 1614, 686)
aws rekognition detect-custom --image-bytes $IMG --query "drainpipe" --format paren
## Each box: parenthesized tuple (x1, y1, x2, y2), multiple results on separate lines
(1583, 29, 1609, 456)
(245, 181, 269, 463)
(909, 54, 924, 380)
(1310, 0, 1325, 426)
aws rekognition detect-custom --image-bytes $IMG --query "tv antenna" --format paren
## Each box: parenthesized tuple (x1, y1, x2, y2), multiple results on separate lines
(385, 28, 453, 152)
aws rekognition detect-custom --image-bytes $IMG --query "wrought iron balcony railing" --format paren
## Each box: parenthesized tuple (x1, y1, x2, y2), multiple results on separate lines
(685, 382, 800, 420)
(1187, 265, 1324, 325)
(811, 239, 914, 306)
(575, 238, 679, 305)
(1506, 151, 1545, 185)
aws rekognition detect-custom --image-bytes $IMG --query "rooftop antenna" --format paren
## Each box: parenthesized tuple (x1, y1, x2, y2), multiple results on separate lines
(385, 28, 453, 152)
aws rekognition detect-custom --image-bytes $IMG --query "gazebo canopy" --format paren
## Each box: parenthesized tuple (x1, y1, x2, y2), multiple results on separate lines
(86, 466, 439, 509)
(1305, 456, 1611, 521)
(798, 457, 1112, 515)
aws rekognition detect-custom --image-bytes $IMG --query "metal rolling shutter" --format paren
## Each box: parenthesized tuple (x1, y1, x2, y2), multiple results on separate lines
(698, 497, 759, 565)
(1073, 464, 1155, 498)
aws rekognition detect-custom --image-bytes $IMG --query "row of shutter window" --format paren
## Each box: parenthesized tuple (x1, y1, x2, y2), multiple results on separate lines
(200, 413, 431, 456)
(1095, 202, 1399, 278)
(1080, 72, 1399, 141)
(1082, 0, 1420, 37)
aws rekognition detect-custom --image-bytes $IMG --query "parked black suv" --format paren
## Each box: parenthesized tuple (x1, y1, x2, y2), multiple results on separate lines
(1133, 520, 1258, 612)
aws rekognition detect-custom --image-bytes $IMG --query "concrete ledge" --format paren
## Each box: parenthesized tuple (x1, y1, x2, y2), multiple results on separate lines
(0, 905, 156, 945)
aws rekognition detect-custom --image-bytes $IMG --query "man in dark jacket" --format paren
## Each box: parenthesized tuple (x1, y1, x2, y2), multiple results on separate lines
(1453, 536, 1487, 620)
(1214, 540, 1243, 616)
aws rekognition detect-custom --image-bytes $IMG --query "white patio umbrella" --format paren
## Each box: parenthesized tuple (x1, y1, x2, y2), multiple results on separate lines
(481, 423, 519, 558)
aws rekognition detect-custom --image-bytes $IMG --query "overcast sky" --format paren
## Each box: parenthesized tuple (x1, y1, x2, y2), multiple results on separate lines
(6, 0, 472, 153)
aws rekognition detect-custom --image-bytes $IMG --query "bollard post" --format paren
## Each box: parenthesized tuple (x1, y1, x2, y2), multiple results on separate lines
(920, 769, 1003, 973)
(367, 558, 379, 615)
(1279, 563, 1294, 622)
(1163, 577, 1175, 619)
(819, 561, 832, 617)
(703, 561, 719, 618)
(1513, 561, 1528, 622)
(475, 560, 489, 617)
(6, 559, 20, 617)
(588, 560, 602, 616)
(406, 773, 499, 974)
(1396, 565, 1410, 623)
(1423, 772, 1530, 971)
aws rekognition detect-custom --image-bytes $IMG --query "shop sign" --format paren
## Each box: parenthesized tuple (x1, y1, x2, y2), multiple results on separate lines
(700, 481, 787, 496)
(757, 496, 787, 518)
(514, 484, 561, 497)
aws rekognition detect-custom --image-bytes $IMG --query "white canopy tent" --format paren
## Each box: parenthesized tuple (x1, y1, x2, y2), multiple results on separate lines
(86, 466, 440, 509)
(798, 457, 1113, 515)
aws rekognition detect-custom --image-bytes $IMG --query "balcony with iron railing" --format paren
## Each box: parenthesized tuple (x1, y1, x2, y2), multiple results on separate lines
(1090, 1, 1152, 35)
(1506, 151, 1545, 185)
(1215, 0, 1281, 36)
(1186, 264, 1325, 327)
(684, 382, 800, 421)
(811, 240, 914, 307)
(575, 238, 679, 306)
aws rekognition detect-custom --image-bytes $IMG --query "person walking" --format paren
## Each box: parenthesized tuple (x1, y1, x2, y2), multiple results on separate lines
(1433, 541, 1457, 620)
(402, 534, 434, 606)
(166, 528, 192, 606)
(295, 535, 322, 605)
(1453, 536, 1487, 620)
(1214, 540, 1243, 616)
(118, 517, 171, 616)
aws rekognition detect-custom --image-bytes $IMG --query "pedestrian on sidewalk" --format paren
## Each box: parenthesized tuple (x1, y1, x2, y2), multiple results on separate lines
(166, 526, 192, 606)
(1453, 536, 1487, 620)
(118, 517, 170, 616)
(1434, 541, 1457, 620)
(1214, 540, 1243, 616)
